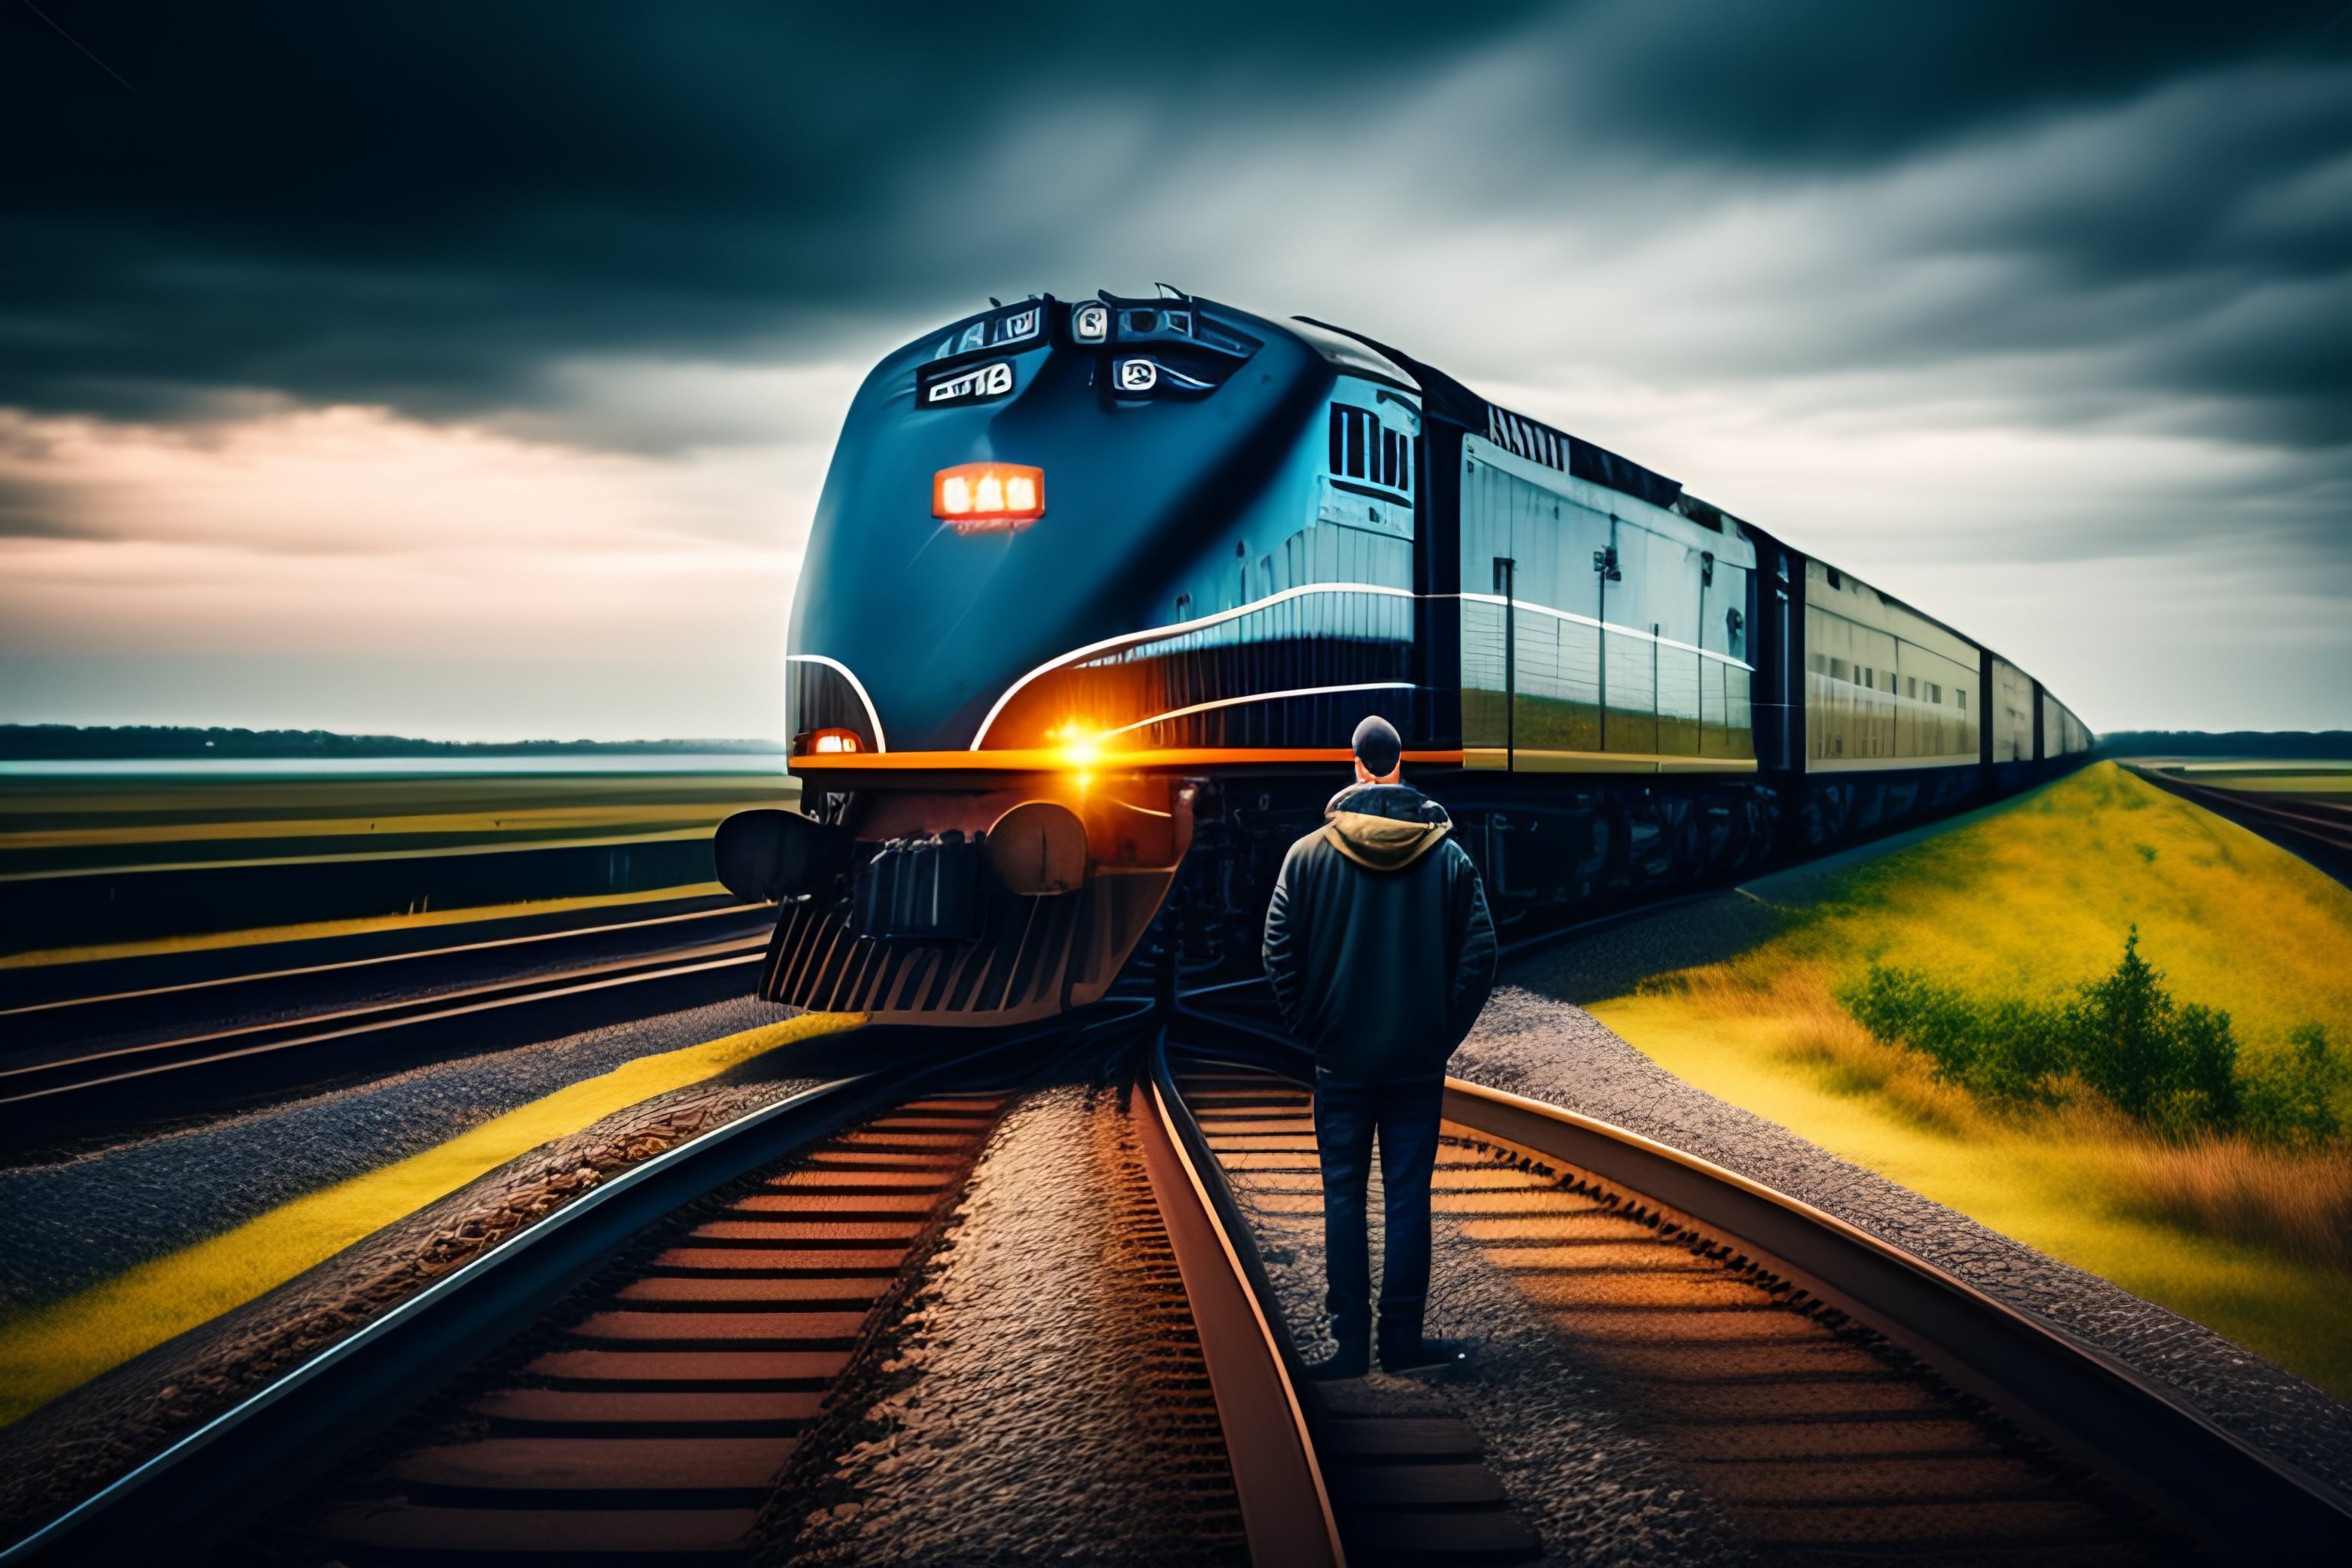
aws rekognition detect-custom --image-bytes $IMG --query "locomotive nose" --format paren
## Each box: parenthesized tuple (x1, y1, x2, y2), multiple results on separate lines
(787, 292, 1288, 760)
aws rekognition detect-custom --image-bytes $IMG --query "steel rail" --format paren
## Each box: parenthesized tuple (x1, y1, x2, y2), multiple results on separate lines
(0, 898, 764, 1021)
(2125, 765, 2352, 890)
(2149, 776, 2352, 844)
(0, 1007, 1118, 1566)
(0, 942, 768, 1145)
(1439, 1074, 2352, 1560)
(0, 934, 767, 1094)
(1138, 1040, 1344, 1567)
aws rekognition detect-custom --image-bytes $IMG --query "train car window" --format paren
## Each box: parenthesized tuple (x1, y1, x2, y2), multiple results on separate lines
(1907, 677, 1919, 698)
(1345, 410, 1364, 478)
(1382, 429, 1398, 487)
(1328, 407, 1344, 474)
(1400, 441, 1412, 495)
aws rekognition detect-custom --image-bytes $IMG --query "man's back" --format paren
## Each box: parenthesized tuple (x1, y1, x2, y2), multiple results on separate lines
(1263, 781, 1498, 1083)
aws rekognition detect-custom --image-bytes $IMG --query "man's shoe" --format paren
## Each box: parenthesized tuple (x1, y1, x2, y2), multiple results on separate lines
(1380, 1336, 1473, 1374)
(1308, 1341, 1370, 1380)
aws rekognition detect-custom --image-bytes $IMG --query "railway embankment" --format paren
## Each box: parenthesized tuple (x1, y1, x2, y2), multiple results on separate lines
(1472, 760, 2352, 1481)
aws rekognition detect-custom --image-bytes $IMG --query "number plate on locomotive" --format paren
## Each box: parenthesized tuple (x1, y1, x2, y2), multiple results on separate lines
(920, 359, 1015, 409)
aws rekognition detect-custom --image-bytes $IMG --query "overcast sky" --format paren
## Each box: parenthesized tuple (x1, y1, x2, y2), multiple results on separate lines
(3, 2, 2347, 739)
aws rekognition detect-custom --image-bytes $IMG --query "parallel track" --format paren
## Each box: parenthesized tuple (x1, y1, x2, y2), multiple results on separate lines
(0, 898, 768, 1039)
(2128, 765, 2352, 887)
(0, 929, 771, 1148)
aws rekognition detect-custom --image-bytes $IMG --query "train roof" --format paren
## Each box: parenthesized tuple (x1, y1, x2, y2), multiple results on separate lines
(1292, 315, 1684, 514)
(1287, 310, 2087, 728)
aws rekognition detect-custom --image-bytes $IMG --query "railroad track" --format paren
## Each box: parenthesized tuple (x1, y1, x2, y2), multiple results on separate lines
(10, 979, 2347, 1564)
(1162, 1007, 2352, 1563)
(0, 896, 770, 1044)
(306, 1089, 1018, 1560)
(2128, 766, 2352, 887)
(0, 914, 775, 1149)
(0, 999, 1341, 1567)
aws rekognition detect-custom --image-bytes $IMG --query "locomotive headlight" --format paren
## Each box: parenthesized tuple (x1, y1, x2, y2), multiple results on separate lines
(802, 727, 863, 755)
(933, 462, 1045, 529)
(1047, 720, 1102, 770)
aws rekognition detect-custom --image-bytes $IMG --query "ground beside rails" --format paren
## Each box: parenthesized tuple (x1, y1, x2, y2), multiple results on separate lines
(1162, 1024, 2352, 1566)
(304, 1094, 1008, 1561)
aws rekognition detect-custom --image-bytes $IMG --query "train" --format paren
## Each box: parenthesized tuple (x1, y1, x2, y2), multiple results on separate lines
(714, 289, 2092, 1024)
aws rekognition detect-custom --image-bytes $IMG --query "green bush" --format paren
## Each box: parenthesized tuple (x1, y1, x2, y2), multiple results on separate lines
(1842, 966, 2069, 1104)
(1841, 928, 2331, 1143)
(2244, 1024, 2343, 1145)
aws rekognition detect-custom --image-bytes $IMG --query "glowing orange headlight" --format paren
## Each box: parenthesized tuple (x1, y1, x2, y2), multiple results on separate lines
(933, 462, 1044, 531)
(800, 727, 864, 755)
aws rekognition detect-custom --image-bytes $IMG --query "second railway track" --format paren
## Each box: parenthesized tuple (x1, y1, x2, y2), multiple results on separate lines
(0, 910, 776, 1149)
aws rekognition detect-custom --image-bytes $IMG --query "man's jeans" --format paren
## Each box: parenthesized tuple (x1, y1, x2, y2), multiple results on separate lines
(1313, 1072, 1445, 1353)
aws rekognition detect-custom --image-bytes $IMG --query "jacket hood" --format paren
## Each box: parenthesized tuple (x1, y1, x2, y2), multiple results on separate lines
(1321, 782, 1452, 872)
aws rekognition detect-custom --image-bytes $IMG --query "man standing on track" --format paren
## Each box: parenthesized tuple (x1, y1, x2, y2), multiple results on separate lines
(1263, 714, 1498, 1377)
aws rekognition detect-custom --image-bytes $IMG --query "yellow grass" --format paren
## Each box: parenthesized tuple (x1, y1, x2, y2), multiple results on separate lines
(2115, 1136, 2352, 1272)
(1756, 762, 2352, 1057)
(1594, 992, 2352, 1396)
(0, 1008, 862, 1429)
(0, 880, 732, 970)
(1591, 763, 2352, 1397)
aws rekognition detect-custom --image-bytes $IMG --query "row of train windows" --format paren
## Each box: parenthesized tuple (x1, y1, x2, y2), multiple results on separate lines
(1811, 654, 1968, 710)
(1329, 405, 1412, 495)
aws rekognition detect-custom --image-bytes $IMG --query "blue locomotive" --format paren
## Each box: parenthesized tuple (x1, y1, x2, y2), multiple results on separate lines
(716, 291, 2092, 1024)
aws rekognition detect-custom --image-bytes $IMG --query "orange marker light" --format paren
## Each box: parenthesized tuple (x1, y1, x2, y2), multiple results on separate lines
(933, 462, 1044, 531)
(802, 727, 864, 755)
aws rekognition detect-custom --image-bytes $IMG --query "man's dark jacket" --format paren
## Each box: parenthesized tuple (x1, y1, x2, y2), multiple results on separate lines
(1262, 782, 1499, 1083)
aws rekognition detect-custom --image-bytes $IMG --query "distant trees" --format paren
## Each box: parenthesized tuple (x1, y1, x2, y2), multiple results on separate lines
(0, 724, 778, 760)
(1842, 929, 2341, 1144)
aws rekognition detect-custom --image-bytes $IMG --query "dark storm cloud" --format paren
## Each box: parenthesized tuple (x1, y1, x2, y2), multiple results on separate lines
(2, 0, 2347, 441)
(1539, 1, 2350, 168)
(0, 2, 1550, 420)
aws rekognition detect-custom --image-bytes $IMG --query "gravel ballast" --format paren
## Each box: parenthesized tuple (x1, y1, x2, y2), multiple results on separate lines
(789, 1085, 1249, 1567)
(1215, 1112, 1759, 1566)
(0, 995, 806, 1312)
(1452, 983, 2352, 1500)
